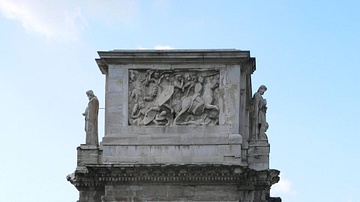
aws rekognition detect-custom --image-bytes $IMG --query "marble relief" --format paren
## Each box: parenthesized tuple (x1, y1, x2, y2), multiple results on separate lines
(128, 69, 220, 126)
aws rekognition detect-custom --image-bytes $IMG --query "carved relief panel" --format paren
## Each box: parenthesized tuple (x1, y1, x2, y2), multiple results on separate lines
(128, 69, 220, 126)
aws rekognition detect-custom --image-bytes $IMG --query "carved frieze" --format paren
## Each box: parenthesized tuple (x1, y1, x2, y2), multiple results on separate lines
(69, 164, 280, 188)
(128, 69, 220, 126)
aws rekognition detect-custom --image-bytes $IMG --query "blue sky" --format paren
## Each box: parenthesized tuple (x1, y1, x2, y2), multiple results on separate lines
(0, 0, 359, 201)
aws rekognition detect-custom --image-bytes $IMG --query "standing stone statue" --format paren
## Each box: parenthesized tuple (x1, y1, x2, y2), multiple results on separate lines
(82, 90, 99, 146)
(250, 85, 269, 141)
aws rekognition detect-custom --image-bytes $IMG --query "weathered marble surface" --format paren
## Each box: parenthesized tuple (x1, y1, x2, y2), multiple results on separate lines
(69, 164, 280, 202)
(100, 131, 242, 165)
(103, 63, 241, 136)
(100, 55, 243, 165)
(128, 69, 220, 126)
(67, 50, 280, 202)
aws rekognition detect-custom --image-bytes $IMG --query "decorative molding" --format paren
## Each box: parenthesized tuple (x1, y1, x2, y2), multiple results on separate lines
(69, 164, 280, 190)
(96, 49, 253, 74)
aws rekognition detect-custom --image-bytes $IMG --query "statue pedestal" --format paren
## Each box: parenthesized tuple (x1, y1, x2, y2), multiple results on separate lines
(248, 140, 270, 171)
(76, 144, 102, 171)
(70, 145, 105, 202)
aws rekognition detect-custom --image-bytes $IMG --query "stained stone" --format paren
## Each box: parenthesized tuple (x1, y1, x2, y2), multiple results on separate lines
(67, 49, 281, 202)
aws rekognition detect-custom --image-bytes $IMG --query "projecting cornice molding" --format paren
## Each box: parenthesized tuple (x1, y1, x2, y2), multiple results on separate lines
(69, 164, 279, 190)
(95, 49, 255, 74)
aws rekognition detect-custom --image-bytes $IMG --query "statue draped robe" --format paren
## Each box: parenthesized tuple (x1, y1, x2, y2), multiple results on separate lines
(251, 92, 268, 140)
(84, 96, 99, 145)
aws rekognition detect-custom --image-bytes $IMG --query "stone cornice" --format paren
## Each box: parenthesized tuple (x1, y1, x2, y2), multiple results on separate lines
(96, 49, 254, 74)
(69, 164, 279, 190)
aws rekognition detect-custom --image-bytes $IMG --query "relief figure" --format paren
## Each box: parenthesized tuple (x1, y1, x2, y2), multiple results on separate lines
(142, 81, 174, 125)
(143, 70, 161, 86)
(128, 69, 220, 126)
(174, 75, 218, 125)
(203, 76, 219, 110)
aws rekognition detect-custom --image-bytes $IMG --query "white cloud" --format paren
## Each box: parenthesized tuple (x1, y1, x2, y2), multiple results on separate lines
(154, 45, 174, 50)
(0, 0, 86, 41)
(0, 0, 139, 42)
(271, 174, 297, 197)
(138, 45, 174, 50)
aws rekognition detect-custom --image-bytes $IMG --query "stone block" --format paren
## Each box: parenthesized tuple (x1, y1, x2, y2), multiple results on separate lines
(167, 185, 195, 199)
(248, 142, 270, 170)
(248, 155, 269, 171)
(222, 65, 241, 84)
(227, 144, 241, 157)
(141, 185, 168, 199)
(192, 145, 218, 156)
(101, 143, 242, 165)
(193, 185, 240, 201)
(248, 145, 270, 155)
(229, 133, 242, 144)
(126, 125, 234, 136)
(223, 156, 241, 164)
(191, 156, 223, 164)
(138, 134, 151, 143)
(77, 145, 102, 167)
(105, 92, 123, 108)
(149, 134, 182, 145)
(107, 79, 124, 92)
(102, 133, 242, 145)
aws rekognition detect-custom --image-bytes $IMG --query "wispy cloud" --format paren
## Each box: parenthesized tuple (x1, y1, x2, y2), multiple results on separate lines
(0, 0, 139, 42)
(0, 0, 86, 41)
(271, 174, 297, 197)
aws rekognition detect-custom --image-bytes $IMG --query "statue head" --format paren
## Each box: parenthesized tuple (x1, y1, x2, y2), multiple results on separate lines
(151, 86, 158, 96)
(184, 73, 191, 81)
(153, 72, 160, 78)
(164, 74, 170, 81)
(129, 70, 138, 81)
(175, 74, 182, 81)
(86, 90, 95, 99)
(192, 75, 197, 81)
(138, 100, 145, 108)
(257, 85, 267, 95)
(198, 76, 204, 83)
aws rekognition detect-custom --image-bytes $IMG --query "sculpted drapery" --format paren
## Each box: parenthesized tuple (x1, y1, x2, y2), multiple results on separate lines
(251, 85, 268, 141)
(83, 90, 99, 146)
